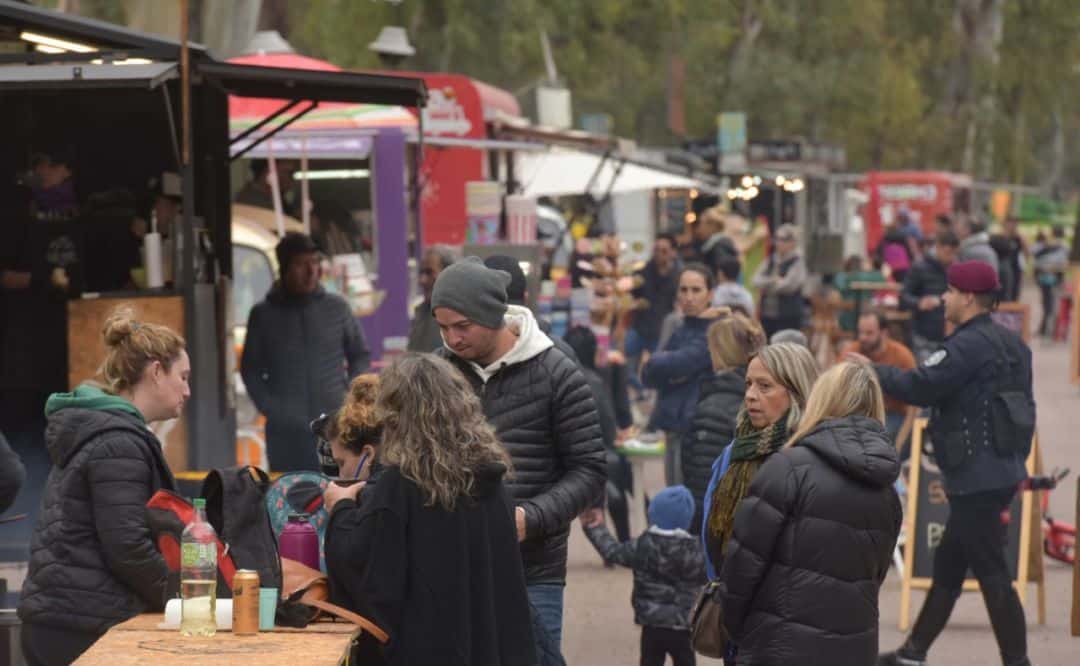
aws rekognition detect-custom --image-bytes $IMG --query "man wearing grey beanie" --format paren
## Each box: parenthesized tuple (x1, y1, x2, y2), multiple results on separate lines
(432, 256, 605, 654)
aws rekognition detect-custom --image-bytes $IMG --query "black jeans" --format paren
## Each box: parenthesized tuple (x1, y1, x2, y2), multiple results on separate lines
(1039, 283, 1057, 337)
(640, 626, 695, 666)
(932, 487, 1016, 590)
(21, 622, 103, 666)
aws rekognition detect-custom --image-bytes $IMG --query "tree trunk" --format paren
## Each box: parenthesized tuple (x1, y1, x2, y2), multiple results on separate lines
(201, 0, 262, 59)
(950, 0, 1004, 177)
(1043, 105, 1065, 199)
(725, 0, 763, 98)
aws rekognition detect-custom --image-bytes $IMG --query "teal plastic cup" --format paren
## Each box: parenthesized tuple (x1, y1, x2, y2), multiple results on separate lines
(259, 588, 278, 631)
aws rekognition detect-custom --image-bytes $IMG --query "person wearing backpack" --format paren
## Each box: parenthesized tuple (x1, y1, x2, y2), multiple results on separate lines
(19, 308, 187, 665)
(852, 261, 1035, 666)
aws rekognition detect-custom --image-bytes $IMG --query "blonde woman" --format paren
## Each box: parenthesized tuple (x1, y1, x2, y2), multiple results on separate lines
(700, 343, 819, 581)
(719, 362, 902, 666)
(683, 310, 766, 533)
(323, 353, 535, 666)
(20, 307, 188, 665)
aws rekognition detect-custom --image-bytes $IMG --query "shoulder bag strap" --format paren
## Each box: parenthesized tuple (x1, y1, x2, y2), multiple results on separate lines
(305, 598, 389, 644)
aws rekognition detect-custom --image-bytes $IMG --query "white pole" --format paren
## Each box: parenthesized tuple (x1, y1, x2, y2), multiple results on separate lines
(267, 142, 285, 238)
(301, 134, 311, 235)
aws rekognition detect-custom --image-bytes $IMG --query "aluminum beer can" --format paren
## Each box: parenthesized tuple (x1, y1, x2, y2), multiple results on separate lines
(232, 569, 260, 635)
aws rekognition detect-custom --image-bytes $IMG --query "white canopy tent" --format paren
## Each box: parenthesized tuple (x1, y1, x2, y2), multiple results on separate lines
(516, 149, 706, 197)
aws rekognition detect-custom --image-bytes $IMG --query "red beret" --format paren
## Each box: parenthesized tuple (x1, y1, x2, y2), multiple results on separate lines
(947, 260, 1000, 294)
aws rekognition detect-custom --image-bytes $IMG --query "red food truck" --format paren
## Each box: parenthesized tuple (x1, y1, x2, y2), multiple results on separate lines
(861, 171, 972, 252)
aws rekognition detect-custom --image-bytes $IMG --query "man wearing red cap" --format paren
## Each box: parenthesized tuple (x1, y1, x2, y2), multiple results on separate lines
(856, 260, 1034, 666)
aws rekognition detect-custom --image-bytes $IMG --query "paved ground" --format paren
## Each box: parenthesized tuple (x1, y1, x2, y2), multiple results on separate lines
(563, 293, 1080, 665)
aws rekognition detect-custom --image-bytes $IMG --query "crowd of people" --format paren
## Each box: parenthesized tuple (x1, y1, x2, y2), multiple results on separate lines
(4, 202, 1046, 665)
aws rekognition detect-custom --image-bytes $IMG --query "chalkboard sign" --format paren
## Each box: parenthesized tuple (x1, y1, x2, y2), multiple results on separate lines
(907, 442, 1023, 580)
(899, 419, 1044, 631)
(991, 302, 1030, 343)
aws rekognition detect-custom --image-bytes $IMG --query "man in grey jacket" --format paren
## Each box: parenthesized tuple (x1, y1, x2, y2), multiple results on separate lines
(956, 215, 1000, 274)
(241, 233, 369, 471)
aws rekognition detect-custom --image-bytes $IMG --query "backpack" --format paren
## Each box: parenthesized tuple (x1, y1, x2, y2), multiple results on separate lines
(977, 325, 1036, 459)
(146, 465, 282, 598)
(265, 471, 332, 572)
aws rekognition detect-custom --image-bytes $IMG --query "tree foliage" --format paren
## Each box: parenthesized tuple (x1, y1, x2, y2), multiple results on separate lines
(34, 0, 1080, 193)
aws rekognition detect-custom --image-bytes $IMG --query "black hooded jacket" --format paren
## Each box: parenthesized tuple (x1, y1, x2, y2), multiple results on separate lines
(683, 368, 746, 530)
(325, 464, 536, 666)
(19, 408, 175, 635)
(719, 416, 902, 666)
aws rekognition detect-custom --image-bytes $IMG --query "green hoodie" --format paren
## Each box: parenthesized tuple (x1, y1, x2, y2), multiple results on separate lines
(44, 383, 145, 422)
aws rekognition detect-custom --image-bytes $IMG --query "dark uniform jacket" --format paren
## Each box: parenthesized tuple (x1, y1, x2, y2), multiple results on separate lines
(241, 284, 370, 471)
(720, 416, 901, 666)
(20, 406, 175, 634)
(900, 256, 949, 342)
(875, 313, 1032, 496)
(585, 524, 706, 630)
(438, 307, 606, 584)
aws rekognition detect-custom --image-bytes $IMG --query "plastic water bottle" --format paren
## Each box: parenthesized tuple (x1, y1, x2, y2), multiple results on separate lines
(180, 497, 218, 637)
(279, 513, 320, 571)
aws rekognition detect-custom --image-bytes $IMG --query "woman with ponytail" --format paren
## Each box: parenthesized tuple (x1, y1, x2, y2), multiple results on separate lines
(19, 307, 189, 665)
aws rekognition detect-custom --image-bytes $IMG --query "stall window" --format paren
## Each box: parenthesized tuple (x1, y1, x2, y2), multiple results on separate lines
(233, 244, 274, 326)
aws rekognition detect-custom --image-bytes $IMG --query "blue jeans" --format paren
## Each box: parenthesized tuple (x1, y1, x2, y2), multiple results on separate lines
(527, 583, 565, 654)
(885, 411, 910, 460)
(624, 329, 655, 395)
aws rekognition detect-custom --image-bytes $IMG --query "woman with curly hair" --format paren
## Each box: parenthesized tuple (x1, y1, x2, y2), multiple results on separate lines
(324, 353, 536, 666)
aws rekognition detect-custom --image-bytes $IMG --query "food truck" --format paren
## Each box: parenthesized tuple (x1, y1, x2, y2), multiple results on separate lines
(0, 1, 426, 473)
(861, 170, 973, 252)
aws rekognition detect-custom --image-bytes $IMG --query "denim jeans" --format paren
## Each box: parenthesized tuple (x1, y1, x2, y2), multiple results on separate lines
(624, 329, 654, 394)
(528, 583, 566, 654)
(885, 410, 909, 459)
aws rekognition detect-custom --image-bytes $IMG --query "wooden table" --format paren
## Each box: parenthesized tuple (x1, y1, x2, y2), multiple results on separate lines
(76, 614, 356, 665)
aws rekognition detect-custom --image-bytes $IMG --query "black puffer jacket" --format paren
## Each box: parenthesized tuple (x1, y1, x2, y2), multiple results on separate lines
(439, 308, 606, 584)
(683, 368, 745, 531)
(585, 524, 706, 630)
(720, 416, 902, 666)
(19, 407, 176, 634)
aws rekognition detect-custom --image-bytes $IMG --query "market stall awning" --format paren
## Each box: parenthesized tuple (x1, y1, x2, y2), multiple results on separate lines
(226, 54, 417, 133)
(201, 61, 426, 109)
(517, 149, 704, 197)
(0, 61, 177, 90)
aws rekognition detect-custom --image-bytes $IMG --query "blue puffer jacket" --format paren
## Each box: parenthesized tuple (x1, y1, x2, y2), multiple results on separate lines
(642, 316, 712, 434)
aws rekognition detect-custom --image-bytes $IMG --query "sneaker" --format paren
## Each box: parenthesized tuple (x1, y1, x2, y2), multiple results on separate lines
(877, 652, 926, 666)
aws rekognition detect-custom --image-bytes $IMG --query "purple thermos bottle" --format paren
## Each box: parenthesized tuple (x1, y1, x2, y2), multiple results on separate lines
(278, 513, 320, 571)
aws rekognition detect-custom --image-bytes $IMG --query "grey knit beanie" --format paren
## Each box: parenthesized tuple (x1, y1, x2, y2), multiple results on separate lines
(431, 256, 511, 329)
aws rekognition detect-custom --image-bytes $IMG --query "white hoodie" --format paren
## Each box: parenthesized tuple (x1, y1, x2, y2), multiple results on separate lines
(467, 305, 553, 383)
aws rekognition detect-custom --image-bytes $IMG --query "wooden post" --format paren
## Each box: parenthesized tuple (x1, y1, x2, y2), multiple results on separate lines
(898, 420, 924, 632)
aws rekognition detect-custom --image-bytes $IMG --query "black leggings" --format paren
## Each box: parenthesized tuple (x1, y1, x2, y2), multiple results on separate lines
(640, 626, 695, 666)
(21, 622, 103, 666)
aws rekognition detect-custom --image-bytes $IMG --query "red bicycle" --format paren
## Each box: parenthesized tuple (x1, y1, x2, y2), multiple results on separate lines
(1020, 468, 1075, 565)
